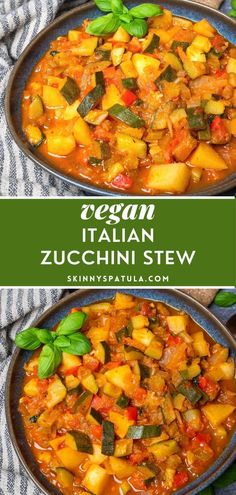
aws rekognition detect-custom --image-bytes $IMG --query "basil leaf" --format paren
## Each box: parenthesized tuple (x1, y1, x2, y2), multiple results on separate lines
(214, 291, 236, 307)
(129, 3, 163, 18)
(86, 13, 120, 35)
(123, 19, 148, 37)
(54, 335, 71, 348)
(94, 0, 112, 12)
(36, 329, 53, 344)
(38, 344, 62, 379)
(229, 9, 236, 16)
(56, 311, 87, 335)
(62, 332, 91, 355)
(111, 0, 123, 14)
(198, 487, 214, 495)
(213, 463, 236, 488)
(231, 0, 236, 10)
(123, 5, 129, 13)
(15, 328, 41, 350)
(120, 13, 132, 23)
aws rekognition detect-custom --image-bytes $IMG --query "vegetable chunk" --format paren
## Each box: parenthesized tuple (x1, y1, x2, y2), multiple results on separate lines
(190, 143, 227, 170)
(146, 163, 191, 192)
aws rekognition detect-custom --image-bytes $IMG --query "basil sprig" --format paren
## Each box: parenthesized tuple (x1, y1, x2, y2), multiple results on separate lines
(214, 291, 236, 307)
(15, 311, 91, 378)
(86, 0, 163, 37)
(229, 0, 236, 17)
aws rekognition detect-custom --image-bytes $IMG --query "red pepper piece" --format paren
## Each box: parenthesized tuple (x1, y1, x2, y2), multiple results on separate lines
(127, 406, 138, 421)
(122, 90, 137, 106)
(173, 471, 189, 489)
(112, 174, 133, 190)
(64, 366, 80, 376)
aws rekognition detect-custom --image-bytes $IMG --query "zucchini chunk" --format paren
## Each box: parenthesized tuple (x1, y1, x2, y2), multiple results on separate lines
(25, 125, 45, 148)
(148, 439, 179, 460)
(114, 439, 133, 457)
(116, 394, 130, 408)
(68, 430, 93, 454)
(127, 425, 162, 439)
(177, 381, 203, 404)
(155, 65, 177, 84)
(116, 326, 131, 342)
(95, 341, 111, 364)
(60, 77, 80, 104)
(102, 420, 115, 455)
(77, 84, 105, 118)
(73, 390, 93, 414)
(143, 33, 160, 53)
(56, 468, 74, 490)
(28, 95, 44, 120)
(87, 407, 103, 425)
(122, 78, 138, 90)
(108, 104, 145, 128)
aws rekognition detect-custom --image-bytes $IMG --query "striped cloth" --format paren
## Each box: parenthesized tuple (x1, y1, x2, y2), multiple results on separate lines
(0, 287, 235, 495)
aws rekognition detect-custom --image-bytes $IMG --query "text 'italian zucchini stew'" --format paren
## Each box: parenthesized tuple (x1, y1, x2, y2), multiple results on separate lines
(17, 293, 236, 495)
(21, 4, 236, 195)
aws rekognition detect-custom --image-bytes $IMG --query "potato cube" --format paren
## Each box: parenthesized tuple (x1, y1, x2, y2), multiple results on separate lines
(24, 378, 39, 397)
(47, 133, 76, 156)
(113, 26, 130, 42)
(116, 133, 147, 159)
(73, 117, 91, 146)
(202, 404, 235, 427)
(132, 54, 160, 78)
(46, 375, 66, 408)
(146, 163, 191, 193)
(166, 315, 189, 335)
(82, 464, 109, 495)
(227, 58, 236, 74)
(131, 315, 149, 329)
(190, 142, 227, 170)
(193, 19, 215, 38)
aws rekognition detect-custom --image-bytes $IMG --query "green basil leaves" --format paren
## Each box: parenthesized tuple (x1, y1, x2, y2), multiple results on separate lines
(38, 344, 62, 379)
(15, 328, 42, 350)
(56, 311, 87, 335)
(214, 291, 236, 307)
(86, 0, 163, 37)
(229, 0, 236, 17)
(15, 310, 91, 379)
(129, 3, 162, 18)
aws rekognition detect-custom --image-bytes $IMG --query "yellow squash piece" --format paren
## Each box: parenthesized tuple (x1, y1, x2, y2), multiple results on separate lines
(73, 116, 92, 146)
(81, 374, 98, 394)
(146, 163, 191, 193)
(68, 29, 80, 41)
(190, 143, 227, 170)
(120, 60, 138, 78)
(192, 331, 210, 357)
(226, 57, 236, 74)
(202, 404, 235, 427)
(150, 9, 173, 30)
(105, 365, 133, 392)
(148, 440, 179, 460)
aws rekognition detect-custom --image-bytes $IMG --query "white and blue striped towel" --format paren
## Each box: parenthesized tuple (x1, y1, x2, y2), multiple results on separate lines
(0, 287, 235, 495)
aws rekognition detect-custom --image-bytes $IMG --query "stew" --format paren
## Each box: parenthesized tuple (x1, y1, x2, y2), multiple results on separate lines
(21, 9, 236, 194)
(19, 293, 236, 495)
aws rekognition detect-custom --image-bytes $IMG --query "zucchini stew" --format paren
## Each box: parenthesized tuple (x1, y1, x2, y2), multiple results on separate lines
(17, 293, 236, 495)
(21, 6, 236, 195)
